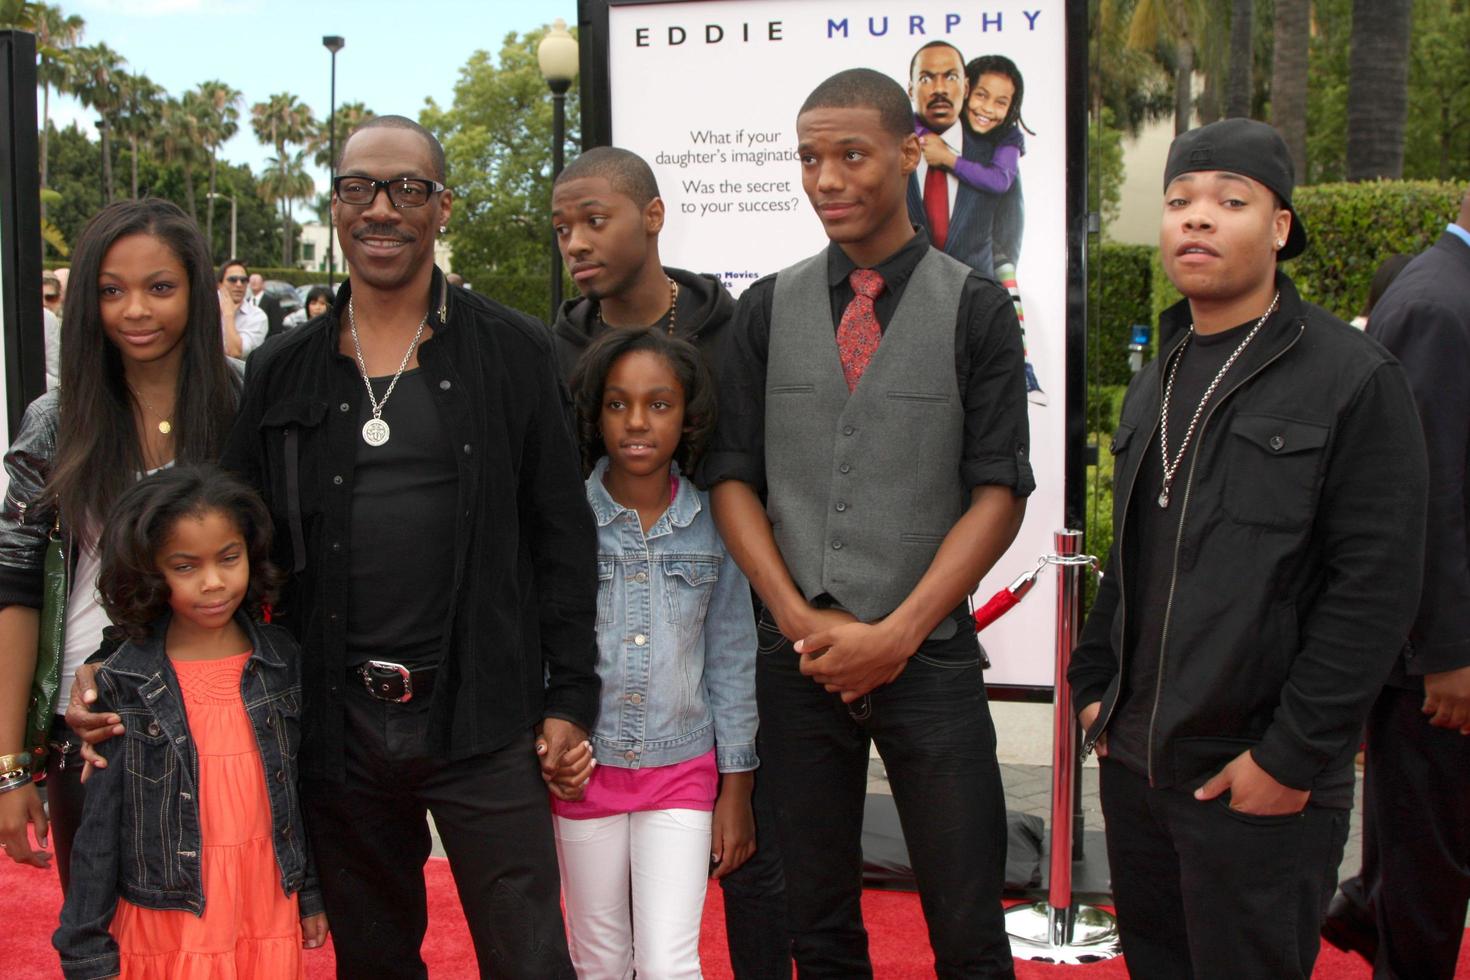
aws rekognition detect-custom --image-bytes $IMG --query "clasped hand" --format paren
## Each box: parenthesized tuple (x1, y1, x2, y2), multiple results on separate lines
(786, 608, 914, 702)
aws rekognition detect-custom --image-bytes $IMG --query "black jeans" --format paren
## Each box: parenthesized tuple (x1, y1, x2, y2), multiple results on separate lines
(302, 684, 574, 980)
(1360, 684, 1470, 979)
(1099, 757, 1349, 980)
(755, 619, 1013, 979)
(719, 720, 793, 978)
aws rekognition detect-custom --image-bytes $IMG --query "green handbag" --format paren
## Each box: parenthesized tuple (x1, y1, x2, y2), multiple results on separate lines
(24, 516, 67, 774)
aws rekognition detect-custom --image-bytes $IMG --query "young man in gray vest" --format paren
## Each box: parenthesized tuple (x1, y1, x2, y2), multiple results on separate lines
(704, 68, 1032, 979)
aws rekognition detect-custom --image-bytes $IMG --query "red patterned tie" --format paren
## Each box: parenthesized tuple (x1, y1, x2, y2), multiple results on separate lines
(837, 269, 885, 392)
(924, 163, 949, 249)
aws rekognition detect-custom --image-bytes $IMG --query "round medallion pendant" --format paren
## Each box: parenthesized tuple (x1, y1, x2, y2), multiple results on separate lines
(157, 420, 172, 435)
(362, 417, 391, 447)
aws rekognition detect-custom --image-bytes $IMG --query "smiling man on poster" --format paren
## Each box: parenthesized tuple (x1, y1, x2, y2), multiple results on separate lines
(706, 67, 1031, 977)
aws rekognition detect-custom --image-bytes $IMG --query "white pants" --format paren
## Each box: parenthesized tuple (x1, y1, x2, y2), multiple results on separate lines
(554, 808, 712, 980)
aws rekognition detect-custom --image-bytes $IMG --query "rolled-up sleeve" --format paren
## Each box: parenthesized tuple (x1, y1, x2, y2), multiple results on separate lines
(698, 280, 774, 493)
(957, 276, 1035, 496)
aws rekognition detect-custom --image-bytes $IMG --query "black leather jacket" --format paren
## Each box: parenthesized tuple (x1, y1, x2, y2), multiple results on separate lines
(1069, 273, 1429, 804)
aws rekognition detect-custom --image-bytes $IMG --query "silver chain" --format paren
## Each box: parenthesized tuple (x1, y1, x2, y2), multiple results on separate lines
(348, 298, 428, 423)
(1157, 291, 1280, 508)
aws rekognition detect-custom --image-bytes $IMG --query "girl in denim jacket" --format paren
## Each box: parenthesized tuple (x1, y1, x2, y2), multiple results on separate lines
(54, 466, 325, 980)
(554, 328, 758, 978)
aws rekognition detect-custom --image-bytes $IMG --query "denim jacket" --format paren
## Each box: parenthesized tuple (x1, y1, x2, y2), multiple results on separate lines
(53, 613, 322, 980)
(587, 457, 758, 772)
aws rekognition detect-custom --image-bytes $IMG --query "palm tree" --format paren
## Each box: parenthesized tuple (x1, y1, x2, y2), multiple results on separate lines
(1126, 0, 1208, 135)
(1270, 0, 1310, 180)
(70, 42, 125, 203)
(1347, 0, 1413, 179)
(31, 3, 85, 220)
(154, 95, 202, 219)
(115, 71, 162, 199)
(310, 100, 375, 169)
(1224, 0, 1253, 118)
(258, 151, 315, 266)
(250, 92, 316, 165)
(194, 81, 242, 246)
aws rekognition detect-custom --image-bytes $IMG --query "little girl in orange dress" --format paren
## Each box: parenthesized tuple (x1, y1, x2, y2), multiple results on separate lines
(54, 465, 327, 980)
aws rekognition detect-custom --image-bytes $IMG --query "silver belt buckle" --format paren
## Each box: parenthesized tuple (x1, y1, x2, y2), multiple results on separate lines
(362, 660, 413, 703)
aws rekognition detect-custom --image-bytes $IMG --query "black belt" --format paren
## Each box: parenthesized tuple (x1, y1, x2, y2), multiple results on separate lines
(350, 661, 438, 703)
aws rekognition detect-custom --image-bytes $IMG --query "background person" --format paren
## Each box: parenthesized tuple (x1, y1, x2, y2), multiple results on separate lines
(1323, 187, 1470, 980)
(217, 259, 267, 358)
(0, 199, 241, 889)
(281, 285, 332, 330)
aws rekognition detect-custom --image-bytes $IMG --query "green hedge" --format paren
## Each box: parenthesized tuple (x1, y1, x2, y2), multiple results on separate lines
(1291, 181, 1461, 319)
(1092, 243, 1154, 388)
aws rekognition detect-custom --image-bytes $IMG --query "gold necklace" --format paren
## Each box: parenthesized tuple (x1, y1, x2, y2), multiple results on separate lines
(129, 385, 174, 435)
(597, 278, 678, 335)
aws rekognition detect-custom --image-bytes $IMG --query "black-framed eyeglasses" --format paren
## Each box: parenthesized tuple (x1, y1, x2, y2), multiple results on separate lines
(224, 275, 249, 284)
(43, 293, 60, 302)
(333, 175, 445, 209)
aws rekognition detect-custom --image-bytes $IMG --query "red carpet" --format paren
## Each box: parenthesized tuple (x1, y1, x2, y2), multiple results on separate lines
(4, 852, 1467, 977)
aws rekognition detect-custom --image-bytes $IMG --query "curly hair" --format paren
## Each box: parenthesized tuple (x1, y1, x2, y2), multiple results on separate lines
(97, 464, 282, 642)
(569, 328, 717, 478)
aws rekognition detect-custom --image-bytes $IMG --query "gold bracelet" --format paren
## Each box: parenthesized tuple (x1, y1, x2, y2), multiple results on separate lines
(0, 752, 33, 773)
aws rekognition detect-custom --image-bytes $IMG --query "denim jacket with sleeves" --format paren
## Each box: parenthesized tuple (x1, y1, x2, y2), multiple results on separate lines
(53, 613, 322, 980)
(587, 457, 758, 772)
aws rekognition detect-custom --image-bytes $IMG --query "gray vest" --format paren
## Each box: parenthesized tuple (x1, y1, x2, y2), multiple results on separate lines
(765, 248, 970, 638)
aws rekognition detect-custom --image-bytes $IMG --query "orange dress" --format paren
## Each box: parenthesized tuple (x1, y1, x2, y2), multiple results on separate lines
(110, 651, 305, 979)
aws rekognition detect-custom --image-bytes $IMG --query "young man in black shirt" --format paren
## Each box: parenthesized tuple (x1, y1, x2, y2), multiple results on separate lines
(1070, 118, 1429, 979)
(705, 68, 1031, 978)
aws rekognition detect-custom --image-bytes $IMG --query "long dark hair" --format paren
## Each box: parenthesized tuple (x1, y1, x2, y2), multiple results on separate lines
(964, 55, 1034, 138)
(97, 464, 281, 641)
(569, 328, 717, 478)
(50, 199, 239, 539)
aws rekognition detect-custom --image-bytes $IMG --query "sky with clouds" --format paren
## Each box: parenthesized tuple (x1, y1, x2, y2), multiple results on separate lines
(46, 0, 577, 193)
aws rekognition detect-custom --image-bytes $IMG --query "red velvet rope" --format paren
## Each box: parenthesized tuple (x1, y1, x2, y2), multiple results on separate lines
(972, 588, 1020, 631)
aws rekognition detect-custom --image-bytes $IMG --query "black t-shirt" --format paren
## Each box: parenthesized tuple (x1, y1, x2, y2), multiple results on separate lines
(346, 368, 460, 667)
(1108, 318, 1257, 775)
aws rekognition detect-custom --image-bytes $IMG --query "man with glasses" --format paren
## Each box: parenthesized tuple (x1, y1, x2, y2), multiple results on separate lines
(218, 115, 596, 977)
(217, 258, 268, 358)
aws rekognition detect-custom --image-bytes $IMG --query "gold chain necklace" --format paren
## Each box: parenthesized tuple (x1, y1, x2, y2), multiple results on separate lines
(128, 385, 174, 435)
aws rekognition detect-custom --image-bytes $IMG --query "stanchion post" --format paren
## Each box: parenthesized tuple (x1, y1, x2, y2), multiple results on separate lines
(1005, 530, 1121, 963)
(1046, 529, 1081, 941)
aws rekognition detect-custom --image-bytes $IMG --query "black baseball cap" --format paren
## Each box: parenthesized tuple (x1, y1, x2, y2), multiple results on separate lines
(1164, 118, 1307, 260)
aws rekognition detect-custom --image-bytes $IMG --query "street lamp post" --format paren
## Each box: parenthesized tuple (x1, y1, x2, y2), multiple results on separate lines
(322, 35, 345, 288)
(206, 192, 237, 260)
(538, 18, 578, 321)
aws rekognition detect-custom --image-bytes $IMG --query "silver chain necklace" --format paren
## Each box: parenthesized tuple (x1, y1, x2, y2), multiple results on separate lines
(1157, 291, 1280, 508)
(348, 298, 429, 447)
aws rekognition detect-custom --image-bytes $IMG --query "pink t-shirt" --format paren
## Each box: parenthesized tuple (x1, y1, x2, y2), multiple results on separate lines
(551, 749, 718, 820)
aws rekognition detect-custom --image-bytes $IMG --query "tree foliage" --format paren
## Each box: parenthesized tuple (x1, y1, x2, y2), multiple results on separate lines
(421, 26, 580, 292)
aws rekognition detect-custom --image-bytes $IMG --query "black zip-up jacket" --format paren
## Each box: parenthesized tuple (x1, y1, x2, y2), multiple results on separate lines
(549, 266, 735, 386)
(222, 268, 599, 780)
(1069, 273, 1428, 805)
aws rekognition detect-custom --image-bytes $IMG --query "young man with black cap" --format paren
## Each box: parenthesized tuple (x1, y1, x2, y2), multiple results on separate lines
(1069, 117, 1429, 979)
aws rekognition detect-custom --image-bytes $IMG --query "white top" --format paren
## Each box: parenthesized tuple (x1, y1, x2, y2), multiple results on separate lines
(231, 303, 268, 356)
(59, 536, 107, 714)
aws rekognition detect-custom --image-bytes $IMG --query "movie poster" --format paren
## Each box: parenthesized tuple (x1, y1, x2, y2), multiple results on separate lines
(604, 0, 1074, 690)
